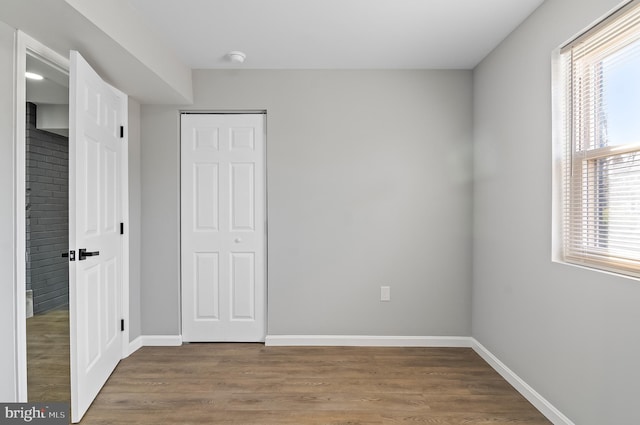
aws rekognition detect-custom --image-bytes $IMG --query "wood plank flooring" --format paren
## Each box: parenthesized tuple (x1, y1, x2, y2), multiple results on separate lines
(26, 307, 70, 403)
(82, 344, 551, 424)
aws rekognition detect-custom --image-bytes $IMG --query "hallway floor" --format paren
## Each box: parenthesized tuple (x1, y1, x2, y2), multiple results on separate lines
(27, 307, 70, 403)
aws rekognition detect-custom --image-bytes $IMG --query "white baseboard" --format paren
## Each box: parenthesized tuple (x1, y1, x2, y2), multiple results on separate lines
(127, 336, 144, 356)
(126, 335, 183, 357)
(265, 335, 472, 347)
(141, 335, 183, 346)
(471, 339, 575, 425)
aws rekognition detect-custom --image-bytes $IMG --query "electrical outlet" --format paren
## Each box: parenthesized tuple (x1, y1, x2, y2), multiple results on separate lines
(380, 286, 391, 302)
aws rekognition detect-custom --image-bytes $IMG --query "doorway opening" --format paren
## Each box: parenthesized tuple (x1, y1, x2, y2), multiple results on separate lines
(15, 36, 132, 419)
(24, 52, 71, 403)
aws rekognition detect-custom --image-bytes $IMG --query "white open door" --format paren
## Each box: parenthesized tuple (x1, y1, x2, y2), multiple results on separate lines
(68, 51, 127, 423)
(181, 113, 266, 342)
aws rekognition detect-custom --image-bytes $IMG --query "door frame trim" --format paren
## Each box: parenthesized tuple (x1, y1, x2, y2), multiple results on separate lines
(13, 32, 131, 401)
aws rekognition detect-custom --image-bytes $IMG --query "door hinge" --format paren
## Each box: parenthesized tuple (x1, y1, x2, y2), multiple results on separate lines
(120, 126, 124, 138)
(120, 222, 124, 235)
(121, 319, 125, 332)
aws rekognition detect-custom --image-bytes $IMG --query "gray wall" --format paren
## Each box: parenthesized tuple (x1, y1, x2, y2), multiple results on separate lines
(0, 20, 16, 401)
(141, 70, 473, 336)
(472, 0, 640, 424)
(128, 98, 142, 341)
(140, 104, 181, 335)
(25, 102, 69, 314)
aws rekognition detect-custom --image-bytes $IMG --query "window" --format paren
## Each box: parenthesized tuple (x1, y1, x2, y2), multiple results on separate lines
(559, 0, 640, 277)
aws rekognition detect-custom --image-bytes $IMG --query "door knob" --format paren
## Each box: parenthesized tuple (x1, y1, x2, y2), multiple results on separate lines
(78, 248, 100, 261)
(234, 238, 242, 243)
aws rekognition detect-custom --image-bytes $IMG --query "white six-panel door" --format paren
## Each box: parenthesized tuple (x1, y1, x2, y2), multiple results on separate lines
(69, 51, 126, 423)
(181, 114, 266, 342)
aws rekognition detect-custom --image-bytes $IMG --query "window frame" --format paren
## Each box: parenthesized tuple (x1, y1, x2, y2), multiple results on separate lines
(554, 0, 640, 279)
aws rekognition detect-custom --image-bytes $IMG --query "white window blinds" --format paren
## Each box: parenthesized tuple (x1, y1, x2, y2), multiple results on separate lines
(561, 0, 640, 277)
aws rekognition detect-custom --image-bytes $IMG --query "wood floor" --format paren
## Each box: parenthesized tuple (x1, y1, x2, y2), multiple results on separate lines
(26, 307, 71, 403)
(26, 310, 550, 424)
(81, 344, 551, 425)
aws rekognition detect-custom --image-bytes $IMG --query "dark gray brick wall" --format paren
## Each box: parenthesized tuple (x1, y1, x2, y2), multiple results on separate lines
(25, 102, 69, 314)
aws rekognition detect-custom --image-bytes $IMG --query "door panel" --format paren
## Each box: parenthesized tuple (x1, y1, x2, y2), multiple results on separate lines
(231, 252, 255, 320)
(181, 114, 266, 342)
(69, 51, 126, 423)
(230, 163, 255, 230)
(194, 163, 219, 231)
(195, 253, 220, 319)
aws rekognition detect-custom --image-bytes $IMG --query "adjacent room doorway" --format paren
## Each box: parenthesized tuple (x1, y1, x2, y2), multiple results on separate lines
(15, 33, 131, 424)
(24, 50, 71, 405)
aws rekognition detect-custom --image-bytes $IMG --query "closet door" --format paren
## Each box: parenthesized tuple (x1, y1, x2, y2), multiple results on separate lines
(181, 113, 266, 342)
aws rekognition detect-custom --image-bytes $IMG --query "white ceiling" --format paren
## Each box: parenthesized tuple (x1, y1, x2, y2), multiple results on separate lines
(128, 0, 544, 69)
(25, 55, 69, 106)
